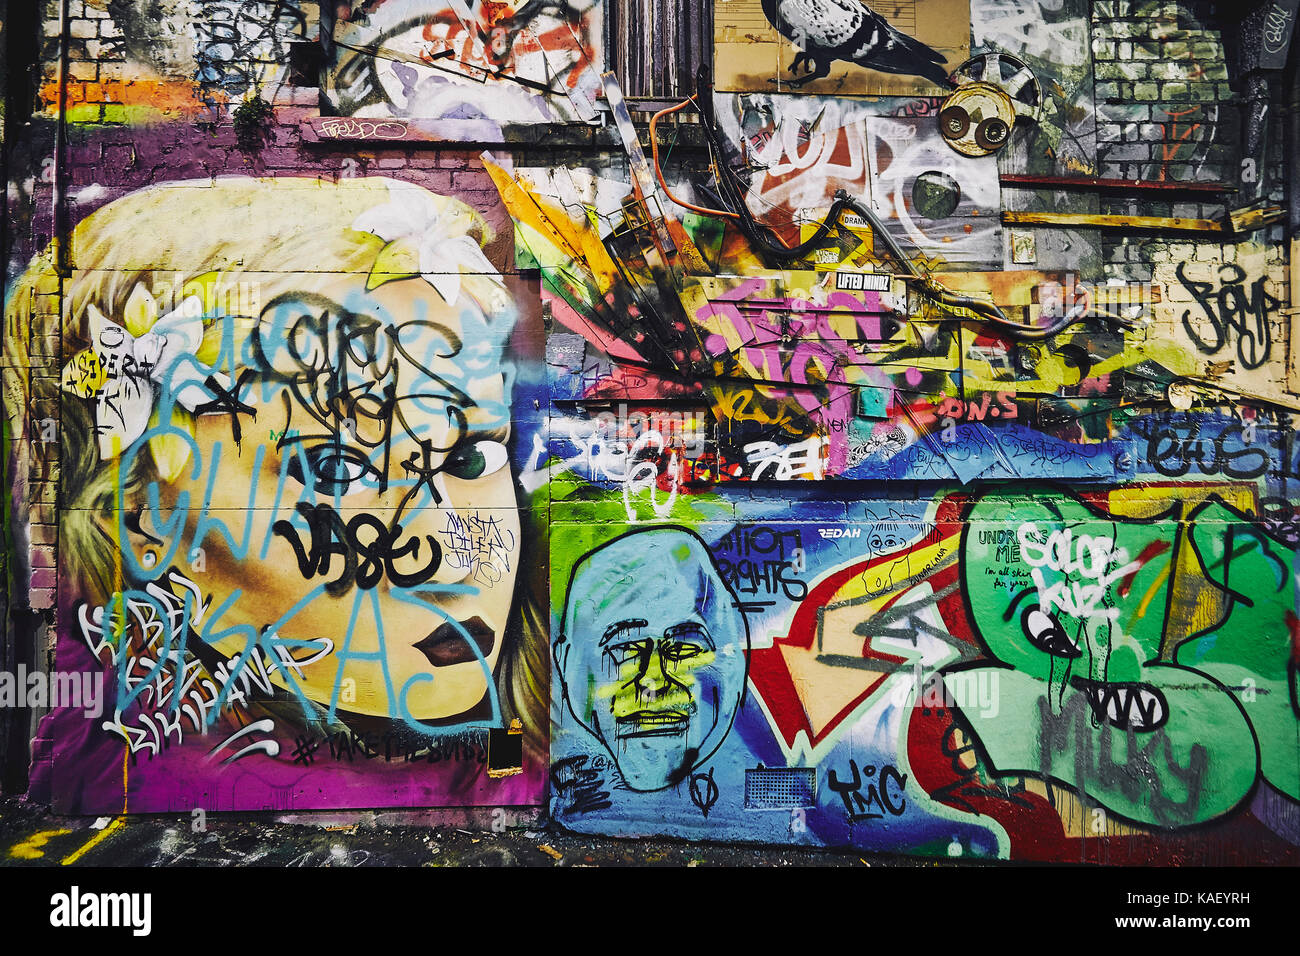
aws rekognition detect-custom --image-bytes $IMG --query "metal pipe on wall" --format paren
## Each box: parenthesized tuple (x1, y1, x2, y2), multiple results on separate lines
(1285, 28, 1300, 240)
(1287, 38, 1299, 342)
(52, 0, 69, 277)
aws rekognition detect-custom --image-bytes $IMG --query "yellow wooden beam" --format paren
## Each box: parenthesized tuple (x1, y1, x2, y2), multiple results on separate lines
(1001, 210, 1223, 233)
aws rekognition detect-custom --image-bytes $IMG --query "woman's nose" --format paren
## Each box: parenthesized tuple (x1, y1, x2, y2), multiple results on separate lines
(408, 478, 479, 586)
(427, 509, 477, 585)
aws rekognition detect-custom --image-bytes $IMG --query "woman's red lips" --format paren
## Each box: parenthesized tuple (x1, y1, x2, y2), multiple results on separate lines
(413, 616, 496, 667)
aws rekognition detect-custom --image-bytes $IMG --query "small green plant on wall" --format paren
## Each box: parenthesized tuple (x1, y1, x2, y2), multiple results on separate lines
(233, 92, 274, 151)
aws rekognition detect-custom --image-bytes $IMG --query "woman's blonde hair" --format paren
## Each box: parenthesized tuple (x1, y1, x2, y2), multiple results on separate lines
(3, 175, 547, 751)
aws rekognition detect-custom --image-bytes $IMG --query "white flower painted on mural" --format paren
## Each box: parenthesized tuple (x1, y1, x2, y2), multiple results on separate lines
(352, 180, 502, 307)
(60, 284, 230, 477)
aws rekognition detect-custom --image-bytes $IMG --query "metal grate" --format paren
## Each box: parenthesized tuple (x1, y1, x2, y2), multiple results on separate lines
(744, 767, 816, 809)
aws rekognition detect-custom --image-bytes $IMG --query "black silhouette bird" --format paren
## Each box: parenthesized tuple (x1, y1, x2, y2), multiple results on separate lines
(760, 0, 953, 88)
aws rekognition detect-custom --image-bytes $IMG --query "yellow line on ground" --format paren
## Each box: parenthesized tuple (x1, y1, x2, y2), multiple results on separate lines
(61, 817, 125, 866)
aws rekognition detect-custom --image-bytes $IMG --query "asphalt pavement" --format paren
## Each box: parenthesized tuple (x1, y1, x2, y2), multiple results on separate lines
(0, 795, 941, 867)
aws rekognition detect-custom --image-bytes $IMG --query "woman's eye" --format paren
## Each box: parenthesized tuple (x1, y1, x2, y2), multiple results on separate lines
(288, 445, 380, 495)
(315, 455, 368, 491)
(442, 439, 508, 480)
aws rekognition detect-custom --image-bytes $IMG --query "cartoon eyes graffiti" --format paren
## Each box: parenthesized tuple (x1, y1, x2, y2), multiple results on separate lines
(940, 107, 968, 137)
(870, 532, 903, 551)
(603, 620, 710, 668)
(975, 117, 1009, 150)
(442, 438, 509, 481)
(282, 429, 508, 496)
(609, 637, 708, 668)
(288, 444, 383, 496)
(939, 101, 1010, 152)
(939, 53, 1041, 157)
(285, 439, 510, 495)
(1003, 583, 1082, 660)
(1019, 604, 1080, 659)
(606, 631, 709, 673)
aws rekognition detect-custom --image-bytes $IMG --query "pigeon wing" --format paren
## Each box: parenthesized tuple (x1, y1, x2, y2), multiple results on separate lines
(774, 0, 866, 51)
(842, 3, 952, 85)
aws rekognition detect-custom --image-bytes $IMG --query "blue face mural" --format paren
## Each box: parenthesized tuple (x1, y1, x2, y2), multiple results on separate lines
(554, 528, 750, 791)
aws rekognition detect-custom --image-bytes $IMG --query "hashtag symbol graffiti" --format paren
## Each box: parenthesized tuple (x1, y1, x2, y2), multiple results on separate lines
(291, 735, 322, 766)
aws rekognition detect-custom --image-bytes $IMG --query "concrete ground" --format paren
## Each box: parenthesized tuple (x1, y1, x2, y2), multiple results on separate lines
(0, 795, 941, 867)
(3, 796, 1275, 940)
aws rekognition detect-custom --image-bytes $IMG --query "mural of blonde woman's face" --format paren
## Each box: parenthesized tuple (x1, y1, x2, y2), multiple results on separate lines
(131, 273, 522, 726)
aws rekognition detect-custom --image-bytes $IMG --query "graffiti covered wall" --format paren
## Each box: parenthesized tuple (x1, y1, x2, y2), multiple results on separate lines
(2, 0, 1299, 861)
(12, 174, 550, 812)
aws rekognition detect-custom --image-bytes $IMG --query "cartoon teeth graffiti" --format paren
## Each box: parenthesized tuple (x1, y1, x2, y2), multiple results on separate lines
(554, 528, 750, 791)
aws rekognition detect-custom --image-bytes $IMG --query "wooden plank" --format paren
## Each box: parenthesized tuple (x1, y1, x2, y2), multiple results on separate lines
(603, 71, 680, 275)
(1287, 236, 1300, 396)
(1227, 203, 1285, 233)
(601, 71, 710, 278)
(1001, 210, 1224, 233)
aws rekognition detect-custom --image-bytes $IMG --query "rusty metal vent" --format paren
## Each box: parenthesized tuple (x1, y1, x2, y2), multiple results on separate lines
(744, 767, 816, 809)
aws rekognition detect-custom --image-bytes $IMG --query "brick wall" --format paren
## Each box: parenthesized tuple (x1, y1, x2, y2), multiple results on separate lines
(37, 0, 317, 124)
(1092, 0, 1288, 297)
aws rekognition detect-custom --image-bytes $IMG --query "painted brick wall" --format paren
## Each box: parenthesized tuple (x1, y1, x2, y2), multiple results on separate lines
(1, 0, 1297, 862)
(1093, 1, 1287, 287)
